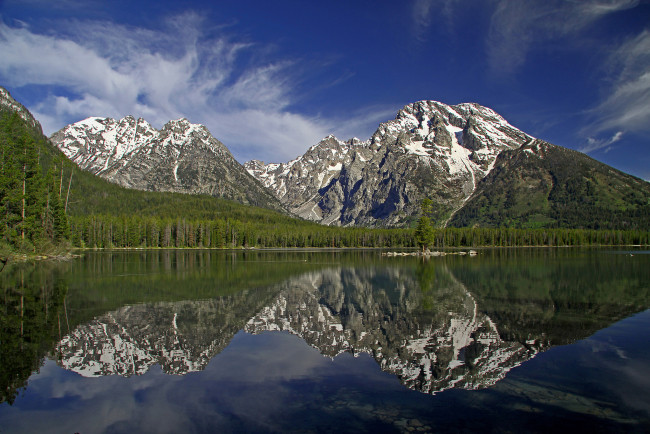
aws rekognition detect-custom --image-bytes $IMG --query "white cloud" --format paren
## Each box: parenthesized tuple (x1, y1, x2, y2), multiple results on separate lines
(411, 0, 435, 42)
(0, 14, 391, 164)
(579, 130, 624, 153)
(208, 109, 331, 163)
(589, 30, 650, 135)
(487, 0, 640, 75)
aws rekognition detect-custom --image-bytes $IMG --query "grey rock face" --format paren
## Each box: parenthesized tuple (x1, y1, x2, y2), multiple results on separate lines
(246, 100, 533, 227)
(245, 135, 373, 222)
(50, 116, 284, 210)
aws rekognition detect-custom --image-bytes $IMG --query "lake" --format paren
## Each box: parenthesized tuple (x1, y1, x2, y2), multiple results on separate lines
(1, 248, 649, 433)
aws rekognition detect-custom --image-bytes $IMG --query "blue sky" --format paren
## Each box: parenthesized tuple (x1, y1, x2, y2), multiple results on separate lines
(0, 0, 649, 180)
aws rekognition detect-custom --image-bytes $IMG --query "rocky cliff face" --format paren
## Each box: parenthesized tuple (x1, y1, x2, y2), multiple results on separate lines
(246, 100, 532, 227)
(50, 116, 284, 210)
(245, 135, 372, 224)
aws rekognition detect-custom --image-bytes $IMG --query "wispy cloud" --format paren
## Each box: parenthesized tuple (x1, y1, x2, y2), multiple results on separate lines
(484, 0, 649, 157)
(579, 130, 624, 153)
(411, 0, 435, 42)
(410, 0, 460, 41)
(0, 13, 387, 164)
(588, 30, 650, 135)
(577, 28, 650, 156)
(487, 0, 640, 75)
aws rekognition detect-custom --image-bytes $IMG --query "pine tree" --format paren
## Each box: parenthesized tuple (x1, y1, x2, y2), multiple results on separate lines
(415, 198, 434, 252)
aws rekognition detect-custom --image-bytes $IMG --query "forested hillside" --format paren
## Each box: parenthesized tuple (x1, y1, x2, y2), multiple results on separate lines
(0, 111, 70, 255)
(449, 140, 650, 230)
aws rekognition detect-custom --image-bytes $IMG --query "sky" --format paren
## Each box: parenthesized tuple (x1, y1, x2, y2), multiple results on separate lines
(0, 0, 649, 180)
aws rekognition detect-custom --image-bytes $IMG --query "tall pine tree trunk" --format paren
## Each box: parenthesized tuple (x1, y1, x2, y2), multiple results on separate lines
(21, 154, 26, 241)
(65, 170, 73, 214)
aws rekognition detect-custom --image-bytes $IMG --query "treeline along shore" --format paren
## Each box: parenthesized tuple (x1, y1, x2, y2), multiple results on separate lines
(69, 215, 650, 249)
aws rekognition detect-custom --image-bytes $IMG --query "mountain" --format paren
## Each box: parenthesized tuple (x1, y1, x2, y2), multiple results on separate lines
(13, 84, 650, 230)
(0, 86, 316, 247)
(50, 116, 284, 211)
(246, 100, 533, 227)
(449, 139, 650, 229)
(246, 100, 650, 229)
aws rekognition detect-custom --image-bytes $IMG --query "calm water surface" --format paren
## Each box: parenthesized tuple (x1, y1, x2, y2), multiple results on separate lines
(1, 248, 649, 433)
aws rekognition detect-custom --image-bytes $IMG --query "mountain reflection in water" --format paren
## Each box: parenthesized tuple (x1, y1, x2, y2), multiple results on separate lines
(53, 250, 647, 396)
(57, 266, 542, 394)
(2, 249, 649, 433)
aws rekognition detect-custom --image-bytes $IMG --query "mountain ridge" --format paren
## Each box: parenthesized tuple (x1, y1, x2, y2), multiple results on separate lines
(50, 114, 285, 211)
(450, 138, 650, 229)
(0, 87, 43, 135)
(246, 100, 535, 227)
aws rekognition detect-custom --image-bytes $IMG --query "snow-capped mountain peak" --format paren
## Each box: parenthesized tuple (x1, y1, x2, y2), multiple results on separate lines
(50, 115, 284, 209)
(246, 100, 533, 226)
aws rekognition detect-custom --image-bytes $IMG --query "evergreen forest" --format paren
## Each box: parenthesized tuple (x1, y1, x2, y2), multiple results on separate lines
(0, 112, 69, 256)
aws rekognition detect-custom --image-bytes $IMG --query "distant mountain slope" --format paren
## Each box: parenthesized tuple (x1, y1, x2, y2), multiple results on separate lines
(50, 116, 284, 211)
(449, 139, 650, 229)
(247, 100, 532, 227)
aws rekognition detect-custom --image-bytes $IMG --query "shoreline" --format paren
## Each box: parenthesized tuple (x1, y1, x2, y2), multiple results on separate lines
(3, 244, 647, 266)
(69, 244, 649, 252)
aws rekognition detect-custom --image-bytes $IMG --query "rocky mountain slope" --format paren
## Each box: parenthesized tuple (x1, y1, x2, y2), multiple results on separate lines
(0, 87, 43, 134)
(246, 100, 534, 227)
(24, 86, 650, 229)
(50, 116, 284, 210)
(247, 100, 650, 229)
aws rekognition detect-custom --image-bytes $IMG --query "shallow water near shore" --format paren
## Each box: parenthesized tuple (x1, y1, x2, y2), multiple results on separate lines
(1, 248, 649, 432)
